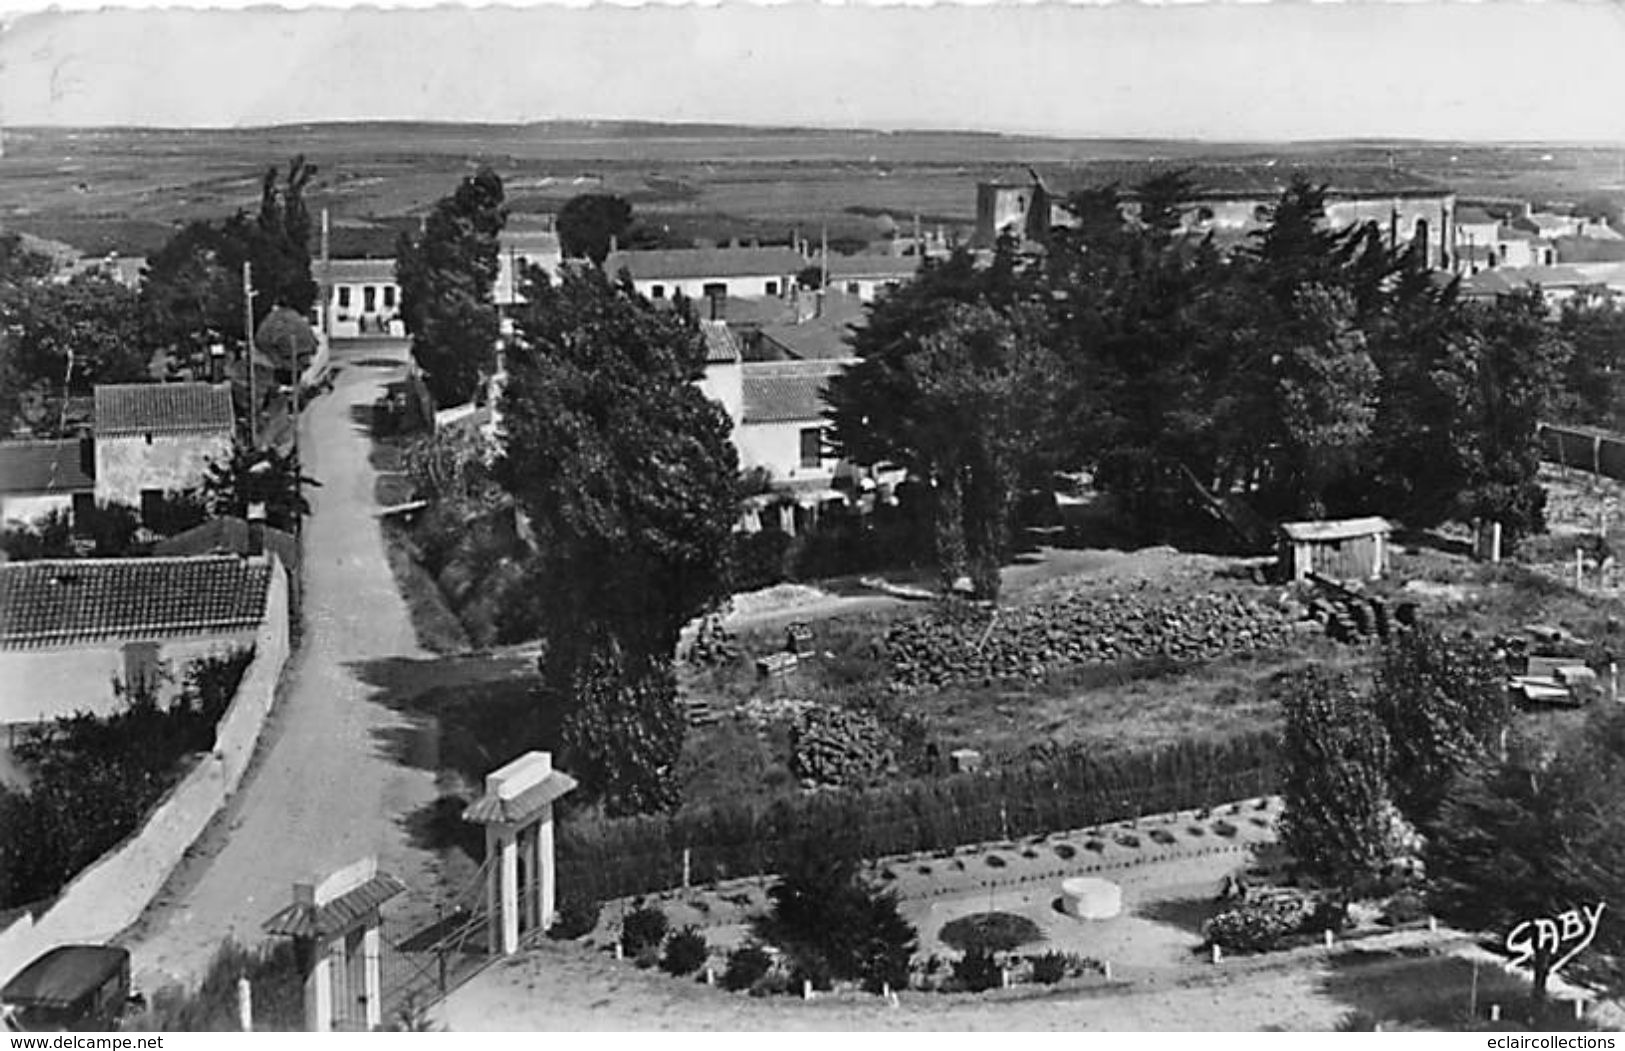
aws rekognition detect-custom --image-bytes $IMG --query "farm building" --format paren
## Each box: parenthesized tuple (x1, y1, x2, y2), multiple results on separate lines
(0, 438, 95, 528)
(602, 245, 806, 312)
(92, 383, 234, 515)
(495, 225, 564, 308)
(1278, 517, 1394, 584)
(0, 554, 286, 725)
(323, 258, 401, 337)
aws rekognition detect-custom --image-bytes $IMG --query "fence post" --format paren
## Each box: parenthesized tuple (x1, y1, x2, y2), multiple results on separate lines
(237, 977, 252, 1033)
(682, 847, 691, 891)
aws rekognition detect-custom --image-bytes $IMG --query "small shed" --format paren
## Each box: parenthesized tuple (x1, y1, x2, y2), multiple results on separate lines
(1278, 517, 1393, 584)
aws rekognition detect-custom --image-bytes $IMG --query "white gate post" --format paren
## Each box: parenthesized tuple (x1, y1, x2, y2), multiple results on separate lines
(465, 751, 577, 953)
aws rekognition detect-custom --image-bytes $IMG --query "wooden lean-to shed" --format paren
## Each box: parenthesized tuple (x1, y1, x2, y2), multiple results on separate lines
(1278, 517, 1394, 584)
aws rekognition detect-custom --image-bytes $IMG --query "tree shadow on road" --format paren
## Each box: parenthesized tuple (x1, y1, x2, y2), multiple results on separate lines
(349, 653, 560, 789)
(400, 794, 487, 863)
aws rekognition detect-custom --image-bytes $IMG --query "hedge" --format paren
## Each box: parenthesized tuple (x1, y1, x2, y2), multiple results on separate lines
(557, 730, 1279, 903)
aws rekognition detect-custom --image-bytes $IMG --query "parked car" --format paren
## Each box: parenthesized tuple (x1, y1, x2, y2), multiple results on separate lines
(1, 945, 142, 1032)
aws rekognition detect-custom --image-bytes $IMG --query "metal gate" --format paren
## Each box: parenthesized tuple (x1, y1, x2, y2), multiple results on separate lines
(371, 857, 497, 1029)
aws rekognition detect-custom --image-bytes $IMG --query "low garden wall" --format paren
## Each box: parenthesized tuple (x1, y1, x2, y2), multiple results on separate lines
(0, 556, 293, 987)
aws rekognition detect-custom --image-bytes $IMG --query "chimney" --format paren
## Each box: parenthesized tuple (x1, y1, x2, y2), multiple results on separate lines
(247, 501, 267, 557)
(209, 342, 226, 384)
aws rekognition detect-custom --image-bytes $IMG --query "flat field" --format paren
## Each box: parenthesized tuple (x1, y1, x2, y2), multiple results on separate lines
(4, 122, 1623, 257)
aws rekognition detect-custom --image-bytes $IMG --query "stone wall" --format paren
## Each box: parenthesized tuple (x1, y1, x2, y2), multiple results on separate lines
(0, 556, 292, 988)
(95, 431, 233, 508)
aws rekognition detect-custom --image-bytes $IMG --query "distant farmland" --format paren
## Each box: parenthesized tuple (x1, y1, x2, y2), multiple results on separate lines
(2, 122, 1621, 256)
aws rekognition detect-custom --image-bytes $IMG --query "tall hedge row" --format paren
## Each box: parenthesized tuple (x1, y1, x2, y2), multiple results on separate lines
(557, 730, 1279, 903)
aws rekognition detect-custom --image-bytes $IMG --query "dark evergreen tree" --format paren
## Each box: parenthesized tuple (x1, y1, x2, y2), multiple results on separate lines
(557, 194, 634, 266)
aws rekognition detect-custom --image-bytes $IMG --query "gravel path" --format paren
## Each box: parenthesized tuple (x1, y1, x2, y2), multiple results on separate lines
(120, 340, 443, 992)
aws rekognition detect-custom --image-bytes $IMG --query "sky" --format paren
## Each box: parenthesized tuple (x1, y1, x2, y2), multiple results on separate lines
(1, 1, 1624, 142)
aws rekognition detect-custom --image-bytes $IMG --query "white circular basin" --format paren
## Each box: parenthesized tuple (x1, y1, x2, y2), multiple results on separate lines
(1061, 876, 1122, 920)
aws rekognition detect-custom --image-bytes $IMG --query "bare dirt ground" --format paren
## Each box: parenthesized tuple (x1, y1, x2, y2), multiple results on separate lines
(118, 340, 446, 992)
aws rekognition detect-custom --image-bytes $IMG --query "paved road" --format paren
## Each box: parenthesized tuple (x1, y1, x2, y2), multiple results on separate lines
(122, 339, 445, 992)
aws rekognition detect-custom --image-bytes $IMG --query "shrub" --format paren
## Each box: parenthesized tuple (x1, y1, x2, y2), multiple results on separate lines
(1150, 828, 1177, 845)
(1030, 951, 1069, 985)
(1380, 888, 1431, 927)
(1204, 891, 1330, 953)
(722, 944, 774, 992)
(789, 952, 835, 992)
(939, 912, 1044, 955)
(620, 904, 669, 956)
(126, 939, 302, 1032)
(1213, 820, 1239, 838)
(548, 895, 601, 941)
(951, 948, 1003, 993)
(660, 927, 709, 976)
(1054, 843, 1077, 860)
(986, 854, 1006, 868)
(759, 841, 917, 993)
(1115, 833, 1141, 849)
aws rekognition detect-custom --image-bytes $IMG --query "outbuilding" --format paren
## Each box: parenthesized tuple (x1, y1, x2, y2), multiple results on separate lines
(1278, 516, 1393, 584)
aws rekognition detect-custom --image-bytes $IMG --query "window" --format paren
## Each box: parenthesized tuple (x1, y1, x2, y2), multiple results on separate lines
(363, 286, 377, 313)
(651, 284, 666, 299)
(383, 286, 396, 308)
(337, 286, 352, 309)
(799, 427, 824, 469)
(703, 282, 728, 300)
(140, 489, 162, 521)
(765, 280, 780, 296)
(846, 281, 861, 295)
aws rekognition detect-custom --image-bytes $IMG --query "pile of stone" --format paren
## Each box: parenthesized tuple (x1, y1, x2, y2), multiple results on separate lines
(1280, 574, 1418, 643)
(883, 585, 1298, 690)
(682, 614, 739, 668)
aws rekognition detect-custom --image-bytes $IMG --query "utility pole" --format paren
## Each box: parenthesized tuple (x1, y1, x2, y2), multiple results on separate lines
(243, 260, 257, 448)
(321, 207, 332, 343)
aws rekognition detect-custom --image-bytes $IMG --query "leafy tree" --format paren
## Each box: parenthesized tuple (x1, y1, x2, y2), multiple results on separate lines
(395, 168, 505, 406)
(1371, 627, 1511, 830)
(1458, 289, 1572, 541)
(1428, 708, 1625, 1002)
(248, 155, 319, 319)
(1556, 289, 1625, 429)
(826, 247, 1060, 599)
(497, 265, 737, 813)
(1277, 667, 1400, 889)
(201, 445, 315, 531)
(759, 839, 917, 993)
(557, 194, 634, 266)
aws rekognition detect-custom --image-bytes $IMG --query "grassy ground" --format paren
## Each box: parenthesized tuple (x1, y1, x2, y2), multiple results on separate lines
(369, 434, 472, 656)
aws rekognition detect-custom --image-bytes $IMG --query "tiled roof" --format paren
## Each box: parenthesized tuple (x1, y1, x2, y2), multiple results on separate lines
(501, 229, 561, 252)
(0, 556, 271, 649)
(94, 383, 234, 438)
(757, 320, 858, 362)
(0, 440, 94, 494)
(323, 258, 397, 285)
(741, 360, 851, 425)
(153, 516, 299, 573)
(462, 771, 579, 825)
(825, 254, 921, 280)
(1454, 207, 1498, 226)
(699, 320, 741, 364)
(262, 873, 406, 940)
(605, 246, 806, 281)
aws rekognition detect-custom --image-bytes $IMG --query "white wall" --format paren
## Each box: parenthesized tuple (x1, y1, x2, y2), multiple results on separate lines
(638, 274, 790, 301)
(735, 420, 836, 483)
(0, 632, 258, 726)
(0, 557, 291, 989)
(0, 492, 74, 528)
(697, 361, 743, 427)
(95, 432, 233, 508)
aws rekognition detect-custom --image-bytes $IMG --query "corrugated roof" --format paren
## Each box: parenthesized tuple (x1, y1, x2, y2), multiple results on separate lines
(699, 320, 741, 364)
(323, 258, 397, 285)
(0, 440, 94, 494)
(741, 360, 851, 425)
(605, 246, 805, 281)
(94, 383, 234, 438)
(462, 770, 579, 825)
(262, 873, 406, 939)
(1280, 517, 1393, 542)
(0, 556, 271, 649)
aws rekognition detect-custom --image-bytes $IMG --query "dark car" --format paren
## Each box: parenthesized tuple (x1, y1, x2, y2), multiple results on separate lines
(2, 945, 139, 1032)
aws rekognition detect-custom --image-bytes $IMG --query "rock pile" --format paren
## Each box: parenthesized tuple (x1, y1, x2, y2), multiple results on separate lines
(884, 586, 1298, 690)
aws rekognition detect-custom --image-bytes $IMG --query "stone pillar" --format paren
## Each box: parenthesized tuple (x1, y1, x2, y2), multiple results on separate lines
(305, 940, 333, 1033)
(485, 825, 502, 955)
(498, 825, 520, 955)
(362, 926, 383, 1031)
(539, 808, 557, 929)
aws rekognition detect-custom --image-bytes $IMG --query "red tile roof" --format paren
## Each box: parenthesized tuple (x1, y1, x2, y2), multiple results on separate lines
(0, 440, 94, 494)
(94, 383, 234, 438)
(741, 360, 851, 425)
(0, 555, 271, 649)
(699, 320, 742, 364)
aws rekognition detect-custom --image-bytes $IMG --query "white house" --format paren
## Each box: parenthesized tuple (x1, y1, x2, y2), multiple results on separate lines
(603, 246, 806, 312)
(0, 439, 95, 528)
(0, 554, 285, 725)
(824, 253, 921, 303)
(323, 258, 402, 338)
(92, 383, 234, 516)
(1453, 206, 1502, 272)
(495, 227, 564, 308)
(702, 354, 850, 487)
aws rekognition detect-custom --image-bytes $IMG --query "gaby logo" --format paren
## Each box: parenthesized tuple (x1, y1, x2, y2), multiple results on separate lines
(1505, 902, 1607, 976)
